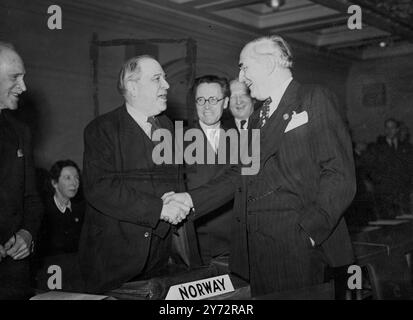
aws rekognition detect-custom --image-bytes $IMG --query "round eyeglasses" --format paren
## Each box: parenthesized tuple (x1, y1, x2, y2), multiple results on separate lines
(195, 96, 225, 106)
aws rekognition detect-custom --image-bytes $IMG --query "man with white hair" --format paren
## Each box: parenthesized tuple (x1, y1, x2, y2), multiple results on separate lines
(164, 36, 356, 297)
(0, 42, 43, 299)
(79, 55, 189, 293)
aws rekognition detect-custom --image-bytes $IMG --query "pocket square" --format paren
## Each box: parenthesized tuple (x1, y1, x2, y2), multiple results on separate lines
(17, 149, 24, 158)
(284, 110, 308, 133)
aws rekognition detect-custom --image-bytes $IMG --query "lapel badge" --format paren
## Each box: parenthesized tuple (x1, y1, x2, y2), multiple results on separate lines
(283, 113, 289, 121)
(17, 149, 24, 158)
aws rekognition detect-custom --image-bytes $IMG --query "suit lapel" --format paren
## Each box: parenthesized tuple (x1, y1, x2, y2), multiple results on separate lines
(259, 80, 301, 167)
(118, 106, 153, 171)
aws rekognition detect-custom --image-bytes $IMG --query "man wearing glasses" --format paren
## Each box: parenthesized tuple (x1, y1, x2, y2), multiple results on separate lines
(178, 75, 234, 268)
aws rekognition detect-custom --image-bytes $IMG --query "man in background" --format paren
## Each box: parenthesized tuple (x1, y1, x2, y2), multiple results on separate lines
(182, 75, 233, 267)
(0, 42, 43, 299)
(226, 79, 255, 131)
(367, 118, 412, 218)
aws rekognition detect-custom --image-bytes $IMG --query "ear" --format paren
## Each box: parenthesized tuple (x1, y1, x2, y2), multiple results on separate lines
(125, 80, 136, 97)
(223, 97, 229, 109)
(264, 55, 277, 75)
(51, 179, 57, 190)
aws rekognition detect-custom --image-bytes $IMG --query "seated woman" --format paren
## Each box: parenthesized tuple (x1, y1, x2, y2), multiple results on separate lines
(41, 160, 85, 256)
(34, 160, 85, 291)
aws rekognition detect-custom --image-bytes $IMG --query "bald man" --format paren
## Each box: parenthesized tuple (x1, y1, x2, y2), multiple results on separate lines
(0, 42, 43, 299)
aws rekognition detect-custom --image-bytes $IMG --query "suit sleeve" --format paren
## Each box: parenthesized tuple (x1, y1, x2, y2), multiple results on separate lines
(21, 125, 44, 241)
(83, 122, 163, 228)
(189, 164, 239, 219)
(298, 87, 356, 245)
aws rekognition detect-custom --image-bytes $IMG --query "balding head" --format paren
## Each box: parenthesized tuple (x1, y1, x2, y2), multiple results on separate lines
(229, 79, 254, 120)
(0, 42, 26, 111)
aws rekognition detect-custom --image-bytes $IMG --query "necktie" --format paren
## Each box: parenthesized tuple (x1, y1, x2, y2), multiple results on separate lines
(240, 120, 247, 130)
(147, 116, 161, 140)
(258, 97, 272, 128)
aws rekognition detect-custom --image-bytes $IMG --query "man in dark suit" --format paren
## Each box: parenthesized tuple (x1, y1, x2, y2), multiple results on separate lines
(226, 79, 254, 131)
(366, 118, 412, 218)
(79, 55, 190, 293)
(164, 36, 356, 297)
(182, 75, 234, 267)
(0, 42, 43, 299)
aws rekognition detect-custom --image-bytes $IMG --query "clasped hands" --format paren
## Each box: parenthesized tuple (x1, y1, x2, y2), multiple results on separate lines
(0, 229, 32, 263)
(160, 191, 193, 225)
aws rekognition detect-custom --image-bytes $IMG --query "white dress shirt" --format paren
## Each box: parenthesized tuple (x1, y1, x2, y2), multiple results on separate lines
(199, 120, 221, 153)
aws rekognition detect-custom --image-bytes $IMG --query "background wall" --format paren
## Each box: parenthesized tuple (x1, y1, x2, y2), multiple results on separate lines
(347, 53, 413, 143)
(1, 0, 351, 169)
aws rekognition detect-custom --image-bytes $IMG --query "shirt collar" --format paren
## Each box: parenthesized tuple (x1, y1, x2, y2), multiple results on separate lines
(268, 77, 293, 117)
(126, 103, 150, 128)
(126, 103, 156, 138)
(235, 118, 248, 130)
(199, 120, 220, 132)
(54, 195, 72, 213)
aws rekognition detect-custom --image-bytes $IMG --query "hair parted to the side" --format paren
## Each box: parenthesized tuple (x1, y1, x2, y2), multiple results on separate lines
(49, 159, 81, 183)
(192, 74, 230, 98)
(117, 54, 155, 96)
(246, 35, 293, 68)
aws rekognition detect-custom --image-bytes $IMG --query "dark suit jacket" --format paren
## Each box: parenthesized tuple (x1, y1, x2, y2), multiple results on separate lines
(189, 80, 356, 295)
(39, 196, 85, 256)
(0, 110, 43, 244)
(79, 105, 183, 293)
(184, 121, 234, 265)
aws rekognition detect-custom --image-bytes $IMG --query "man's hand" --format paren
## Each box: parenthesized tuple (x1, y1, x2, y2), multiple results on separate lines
(4, 229, 32, 260)
(0, 245, 6, 263)
(162, 192, 194, 208)
(160, 200, 191, 225)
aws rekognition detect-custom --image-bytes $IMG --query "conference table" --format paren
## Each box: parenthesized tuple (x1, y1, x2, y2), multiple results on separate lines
(31, 217, 413, 300)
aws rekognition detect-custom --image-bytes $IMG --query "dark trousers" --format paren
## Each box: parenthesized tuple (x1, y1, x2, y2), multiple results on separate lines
(133, 232, 172, 281)
(247, 223, 328, 297)
(0, 257, 33, 300)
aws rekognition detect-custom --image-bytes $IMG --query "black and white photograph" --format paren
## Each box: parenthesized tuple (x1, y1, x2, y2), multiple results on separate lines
(0, 0, 413, 305)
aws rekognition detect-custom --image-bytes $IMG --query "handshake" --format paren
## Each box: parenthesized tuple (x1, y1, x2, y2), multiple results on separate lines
(160, 191, 194, 225)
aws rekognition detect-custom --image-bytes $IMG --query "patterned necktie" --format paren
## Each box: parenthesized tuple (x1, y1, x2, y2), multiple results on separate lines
(147, 116, 161, 140)
(240, 120, 247, 130)
(258, 97, 272, 128)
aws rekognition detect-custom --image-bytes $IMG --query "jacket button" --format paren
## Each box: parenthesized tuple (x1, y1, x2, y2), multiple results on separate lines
(144, 232, 150, 238)
(237, 187, 242, 192)
(236, 217, 241, 222)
